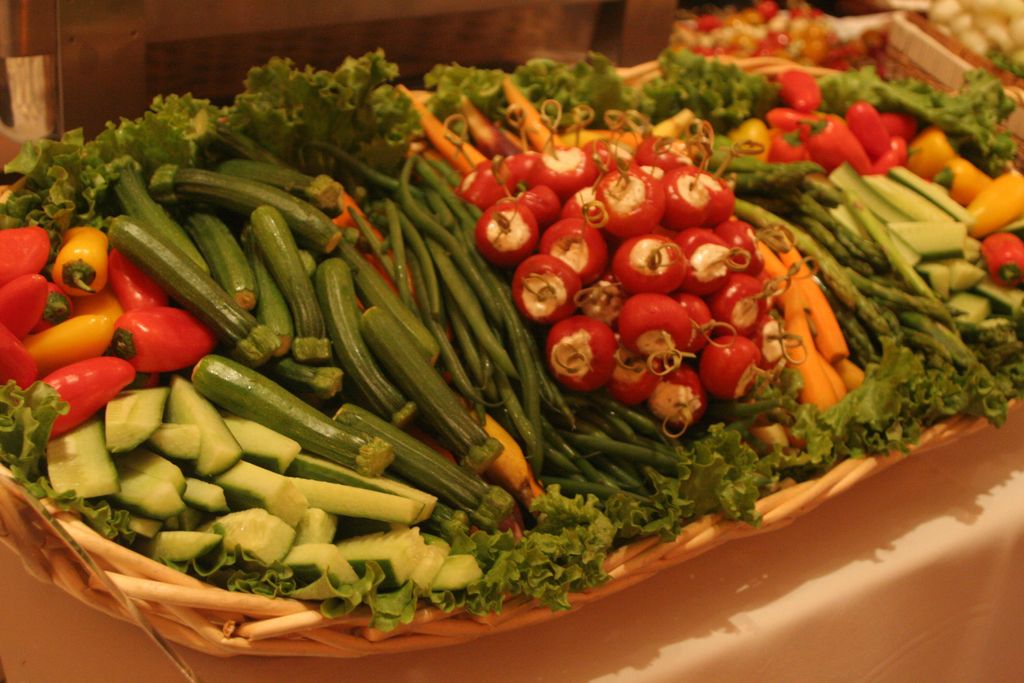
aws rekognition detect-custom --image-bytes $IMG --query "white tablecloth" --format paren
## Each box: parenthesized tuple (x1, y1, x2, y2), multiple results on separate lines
(3, 411, 1024, 683)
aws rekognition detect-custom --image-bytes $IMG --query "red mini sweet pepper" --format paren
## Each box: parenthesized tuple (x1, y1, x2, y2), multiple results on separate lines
(0, 322, 39, 388)
(31, 282, 74, 333)
(109, 306, 217, 373)
(765, 107, 818, 132)
(0, 274, 49, 338)
(844, 100, 892, 160)
(43, 356, 136, 437)
(800, 115, 873, 174)
(870, 137, 908, 175)
(769, 131, 811, 163)
(981, 232, 1024, 288)
(107, 248, 169, 311)
(778, 70, 822, 114)
(0, 227, 51, 288)
(879, 112, 918, 142)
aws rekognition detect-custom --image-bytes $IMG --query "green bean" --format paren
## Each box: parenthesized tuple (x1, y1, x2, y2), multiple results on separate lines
(348, 208, 396, 282)
(560, 431, 677, 472)
(426, 238, 518, 379)
(398, 157, 503, 324)
(493, 370, 542, 473)
(445, 290, 487, 389)
(424, 156, 463, 188)
(590, 454, 646, 492)
(425, 188, 457, 230)
(396, 210, 442, 319)
(542, 421, 616, 487)
(304, 141, 402, 194)
(383, 200, 415, 313)
(586, 394, 663, 440)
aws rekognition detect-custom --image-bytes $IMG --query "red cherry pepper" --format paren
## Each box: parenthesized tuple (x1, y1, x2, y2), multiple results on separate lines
(800, 115, 873, 175)
(108, 248, 169, 311)
(778, 70, 822, 114)
(0, 274, 49, 339)
(516, 185, 561, 228)
(765, 108, 817, 132)
(108, 306, 217, 373)
(879, 112, 918, 142)
(43, 356, 136, 437)
(0, 227, 51, 288)
(870, 136, 908, 175)
(768, 132, 811, 163)
(981, 233, 1024, 288)
(31, 282, 73, 333)
(844, 101, 891, 160)
(0, 323, 38, 388)
(595, 168, 666, 239)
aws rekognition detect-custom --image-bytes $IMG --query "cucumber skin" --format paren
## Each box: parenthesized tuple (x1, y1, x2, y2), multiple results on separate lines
(108, 216, 279, 368)
(191, 355, 393, 476)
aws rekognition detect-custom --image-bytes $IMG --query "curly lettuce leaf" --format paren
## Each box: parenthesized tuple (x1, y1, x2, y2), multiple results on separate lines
(817, 67, 1016, 175)
(643, 49, 777, 133)
(229, 51, 418, 175)
(425, 63, 506, 122)
(512, 52, 644, 125)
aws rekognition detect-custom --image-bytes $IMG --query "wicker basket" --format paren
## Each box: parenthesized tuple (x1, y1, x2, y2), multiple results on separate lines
(1, 52, 1021, 662)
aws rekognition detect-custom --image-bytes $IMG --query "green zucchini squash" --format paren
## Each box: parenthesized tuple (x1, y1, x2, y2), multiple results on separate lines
(148, 164, 341, 254)
(359, 306, 503, 474)
(264, 357, 343, 401)
(191, 355, 394, 476)
(184, 211, 257, 310)
(107, 216, 280, 367)
(241, 226, 293, 356)
(250, 205, 332, 364)
(216, 158, 343, 214)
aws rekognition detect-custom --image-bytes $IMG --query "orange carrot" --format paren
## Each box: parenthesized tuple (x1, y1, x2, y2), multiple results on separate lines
(502, 76, 559, 154)
(460, 97, 523, 157)
(398, 84, 486, 174)
(783, 288, 839, 410)
(758, 242, 789, 281)
(331, 189, 368, 230)
(820, 357, 848, 400)
(833, 358, 865, 391)
(777, 246, 849, 364)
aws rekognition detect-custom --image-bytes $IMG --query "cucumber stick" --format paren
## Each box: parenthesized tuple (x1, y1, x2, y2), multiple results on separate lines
(222, 414, 301, 474)
(210, 508, 295, 565)
(104, 387, 169, 453)
(314, 258, 415, 426)
(147, 423, 201, 461)
(184, 211, 256, 311)
(166, 375, 243, 477)
(294, 508, 338, 545)
(149, 530, 222, 563)
(46, 418, 119, 499)
(214, 460, 309, 528)
(191, 355, 394, 476)
(289, 477, 426, 525)
(359, 306, 503, 474)
(107, 216, 281, 367)
(250, 205, 331, 364)
(149, 164, 341, 254)
(114, 164, 207, 271)
(117, 449, 186, 495)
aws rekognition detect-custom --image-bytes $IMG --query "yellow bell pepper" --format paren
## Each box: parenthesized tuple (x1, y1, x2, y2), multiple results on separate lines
(906, 126, 957, 180)
(967, 170, 1024, 238)
(71, 285, 123, 321)
(650, 108, 696, 139)
(728, 118, 771, 161)
(53, 227, 109, 297)
(556, 130, 643, 149)
(482, 414, 543, 508)
(23, 314, 117, 376)
(940, 157, 993, 206)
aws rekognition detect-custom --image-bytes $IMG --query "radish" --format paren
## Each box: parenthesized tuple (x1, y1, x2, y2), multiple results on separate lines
(703, 175, 735, 226)
(617, 292, 693, 371)
(674, 228, 751, 296)
(539, 218, 608, 285)
(713, 219, 764, 276)
(545, 315, 617, 392)
(594, 167, 666, 239)
(458, 158, 518, 209)
(611, 234, 687, 294)
(529, 147, 599, 200)
(662, 166, 721, 230)
(474, 201, 540, 268)
(647, 364, 708, 435)
(560, 185, 598, 222)
(633, 136, 693, 172)
(517, 185, 561, 228)
(608, 345, 661, 405)
(511, 254, 581, 324)
(698, 335, 763, 400)
(575, 273, 627, 326)
(706, 273, 767, 337)
(584, 138, 635, 173)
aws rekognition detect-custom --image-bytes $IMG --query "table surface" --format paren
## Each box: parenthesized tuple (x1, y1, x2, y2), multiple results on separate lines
(3, 410, 1024, 683)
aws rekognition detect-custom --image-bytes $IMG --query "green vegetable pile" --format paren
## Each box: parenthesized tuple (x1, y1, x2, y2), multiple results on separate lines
(2, 48, 1023, 633)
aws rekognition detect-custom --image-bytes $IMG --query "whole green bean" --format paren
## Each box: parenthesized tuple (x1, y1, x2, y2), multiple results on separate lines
(493, 370, 543, 473)
(383, 199, 415, 313)
(397, 210, 442, 319)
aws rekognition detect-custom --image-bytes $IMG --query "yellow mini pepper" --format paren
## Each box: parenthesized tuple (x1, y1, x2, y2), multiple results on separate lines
(940, 157, 993, 206)
(53, 227, 108, 297)
(71, 285, 124, 321)
(907, 126, 957, 180)
(967, 170, 1024, 238)
(728, 118, 771, 161)
(22, 314, 117, 376)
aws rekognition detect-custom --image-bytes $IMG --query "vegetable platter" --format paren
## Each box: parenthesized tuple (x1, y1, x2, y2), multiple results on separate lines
(2, 45, 1024, 660)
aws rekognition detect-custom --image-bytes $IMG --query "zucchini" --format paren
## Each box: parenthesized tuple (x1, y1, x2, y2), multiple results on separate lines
(264, 357, 343, 401)
(213, 123, 287, 167)
(114, 163, 207, 271)
(216, 158, 343, 213)
(338, 241, 439, 364)
(360, 306, 504, 474)
(107, 216, 281, 367)
(241, 226, 293, 356)
(250, 205, 332, 364)
(184, 211, 257, 310)
(149, 164, 341, 254)
(332, 403, 512, 530)
(314, 258, 415, 426)
(191, 355, 394, 476)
